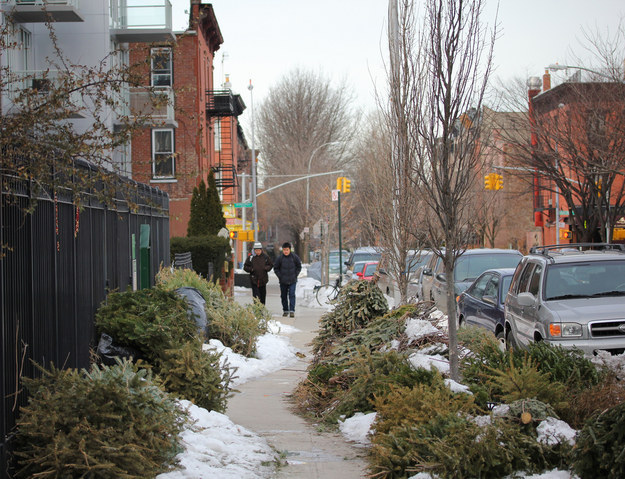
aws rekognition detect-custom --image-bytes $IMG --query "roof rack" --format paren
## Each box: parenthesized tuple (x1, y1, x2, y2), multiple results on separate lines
(529, 243, 625, 256)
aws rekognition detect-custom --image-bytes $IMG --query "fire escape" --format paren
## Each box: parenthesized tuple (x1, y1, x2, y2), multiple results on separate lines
(206, 89, 246, 190)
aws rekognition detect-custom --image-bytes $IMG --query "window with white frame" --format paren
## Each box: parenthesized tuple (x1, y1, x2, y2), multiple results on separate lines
(152, 129, 175, 178)
(5, 25, 32, 71)
(214, 118, 221, 151)
(151, 47, 172, 87)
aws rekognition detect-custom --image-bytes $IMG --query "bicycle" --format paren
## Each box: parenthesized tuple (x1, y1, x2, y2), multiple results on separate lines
(314, 276, 342, 306)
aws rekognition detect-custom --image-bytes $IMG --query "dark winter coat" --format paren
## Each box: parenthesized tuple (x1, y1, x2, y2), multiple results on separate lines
(273, 252, 302, 285)
(243, 252, 273, 287)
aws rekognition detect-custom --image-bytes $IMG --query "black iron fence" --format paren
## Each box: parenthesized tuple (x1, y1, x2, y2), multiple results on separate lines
(1, 162, 170, 477)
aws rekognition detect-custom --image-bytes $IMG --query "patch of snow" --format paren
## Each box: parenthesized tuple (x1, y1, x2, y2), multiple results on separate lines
(338, 412, 377, 445)
(405, 318, 439, 340)
(156, 400, 276, 479)
(445, 378, 472, 394)
(408, 351, 449, 374)
(536, 417, 577, 446)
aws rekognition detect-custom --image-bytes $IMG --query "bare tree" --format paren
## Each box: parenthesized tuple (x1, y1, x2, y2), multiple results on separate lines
(395, 0, 496, 380)
(1, 20, 169, 215)
(256, 69, 358, 257)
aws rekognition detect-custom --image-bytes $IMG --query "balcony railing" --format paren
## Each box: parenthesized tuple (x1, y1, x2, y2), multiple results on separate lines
(109, 0, 174, 43)
(4, 69, 84, 117)
(1, 0, 83, 22)
(206, 90, 246, 117)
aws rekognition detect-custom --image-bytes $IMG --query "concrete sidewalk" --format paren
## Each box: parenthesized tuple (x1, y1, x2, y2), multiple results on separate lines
(228, 281, 368, 478)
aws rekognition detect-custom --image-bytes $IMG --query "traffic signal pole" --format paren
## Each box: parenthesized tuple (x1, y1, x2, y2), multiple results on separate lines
(338, 189, 342, 284)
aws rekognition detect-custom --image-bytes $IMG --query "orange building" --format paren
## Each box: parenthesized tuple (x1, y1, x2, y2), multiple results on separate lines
(129, 1, 250, 239)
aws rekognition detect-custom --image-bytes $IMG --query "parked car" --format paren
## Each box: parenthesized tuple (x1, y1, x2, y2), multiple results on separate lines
(329, 249, 349, 278)
(355, 261, 379, 281)
(344, 247, 381, 269)
(432, 249, 523, 314)
(346, 260, 369, 281)
(418, 252, 445, 303)
(456, 268, 516, 349)
(377, 250, 433, 298)
(505, 243, 625, 354)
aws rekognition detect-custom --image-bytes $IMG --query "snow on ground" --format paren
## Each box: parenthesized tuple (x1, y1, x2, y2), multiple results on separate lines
(156, 400, 275, 479)
(163, 272, 622, 478)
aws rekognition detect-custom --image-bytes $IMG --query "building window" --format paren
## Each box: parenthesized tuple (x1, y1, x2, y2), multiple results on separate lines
(5, 25, 32, 71)
(152, 129, 175, 178)
(214, 118, 221, 151)
(151, 47, 172, 87)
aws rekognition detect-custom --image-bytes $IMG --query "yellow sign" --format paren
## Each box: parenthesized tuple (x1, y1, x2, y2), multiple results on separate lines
(222, 204, 236, 219)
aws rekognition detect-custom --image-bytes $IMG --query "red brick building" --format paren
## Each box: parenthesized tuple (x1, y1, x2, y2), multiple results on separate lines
(129, 1, 250, 238)
(530, 76, 625, 245)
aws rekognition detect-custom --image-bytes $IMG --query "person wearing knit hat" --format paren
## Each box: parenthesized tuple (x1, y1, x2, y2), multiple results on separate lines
(243, 242, 273, 305)
(273, 242, 302, 317)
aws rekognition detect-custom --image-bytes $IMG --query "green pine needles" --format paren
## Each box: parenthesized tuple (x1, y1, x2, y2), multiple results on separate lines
(13, 359, 185, 478)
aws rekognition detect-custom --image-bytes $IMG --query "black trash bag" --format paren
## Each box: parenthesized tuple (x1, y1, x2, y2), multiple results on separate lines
(97, 333, 144, 365)
(174, 287, 207, 336)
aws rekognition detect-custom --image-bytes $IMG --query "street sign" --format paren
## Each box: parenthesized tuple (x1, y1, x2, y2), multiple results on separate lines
(234, 202, 253, 208)
(331, 189, 339, 202)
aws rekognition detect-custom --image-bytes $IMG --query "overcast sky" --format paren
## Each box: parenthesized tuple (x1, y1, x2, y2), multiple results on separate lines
(170, 0, 624, 129)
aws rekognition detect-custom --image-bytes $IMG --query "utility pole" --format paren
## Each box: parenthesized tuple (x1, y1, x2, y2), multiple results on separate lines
(249, 80, 258, 239)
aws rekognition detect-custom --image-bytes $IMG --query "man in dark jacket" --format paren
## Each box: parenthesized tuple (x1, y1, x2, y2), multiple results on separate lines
(273, 242, 302, 317)
(243, 242, 274, 305)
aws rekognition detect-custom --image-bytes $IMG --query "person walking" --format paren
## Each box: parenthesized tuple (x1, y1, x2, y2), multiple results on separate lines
(273, 242, 302, 317)
(243, 242, 274, 305)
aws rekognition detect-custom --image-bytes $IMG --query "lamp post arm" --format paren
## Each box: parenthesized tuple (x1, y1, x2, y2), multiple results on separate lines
(257, 170, 344, 197)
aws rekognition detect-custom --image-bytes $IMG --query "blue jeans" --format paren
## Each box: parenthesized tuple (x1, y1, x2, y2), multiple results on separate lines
(279, 282, 297, 312)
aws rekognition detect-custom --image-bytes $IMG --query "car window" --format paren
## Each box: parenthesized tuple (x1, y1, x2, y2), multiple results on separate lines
(544, 259, 625, 299)
(364, 263, 378, 276)
(500, 275, 513, 303)
(484, 276, 499, 299)
(454, 253, 522, 282)
(407, 253, 432, 272)
(516, 262, 536, 294)
(528, 264, 543, 296)
(468, 273, 491, 300)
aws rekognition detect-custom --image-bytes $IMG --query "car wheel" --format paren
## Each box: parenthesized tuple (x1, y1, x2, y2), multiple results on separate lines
(496, 330, 506, 352)
(505, 326, 518, 351)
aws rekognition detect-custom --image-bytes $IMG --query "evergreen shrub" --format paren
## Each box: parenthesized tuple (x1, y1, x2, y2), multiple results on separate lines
(312, 280, 388, 358)
(95, 288, 198, 362)
(95, 288, 232, 411)
(573, 401, 625, 479)
(157, 266, 269, 357)
(157, 340, 232, 412)
(170, 235, 231, 280)
(13, 360, 184, 479)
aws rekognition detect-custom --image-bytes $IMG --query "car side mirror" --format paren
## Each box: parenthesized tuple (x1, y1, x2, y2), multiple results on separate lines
(423, 268, 432, 276)
(517, 292, 536, 307)
(483, 295, 496, 305)
(379, 267, 387, 274)
(436, 273, 446, 282)
(356, 272, 363, 278)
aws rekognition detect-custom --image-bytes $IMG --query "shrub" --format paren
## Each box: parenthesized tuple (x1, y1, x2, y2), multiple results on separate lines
(320, 350, 437, 424)
(573, 401, 625, 479)
(13, 360, 184, 478)
(157, 267, 269, 357)
(157, 340, 232, 412)
(312, 280, 388, 358)
(95, 288, 232, 411)
(370, 395, 572, 479)
(170, 235, 231, 281)
(95, 288, 198, 362)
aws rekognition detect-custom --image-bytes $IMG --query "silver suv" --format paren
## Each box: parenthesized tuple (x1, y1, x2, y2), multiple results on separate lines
(505, 243, 625, 354)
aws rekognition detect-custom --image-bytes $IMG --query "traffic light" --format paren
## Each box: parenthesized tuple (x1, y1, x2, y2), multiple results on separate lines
(342, 178, 351, 193)
(229, 230, 237, 240)
(336, 177, 344, 191)
(560, 229, 572, 240)
(484, 174, 493, 190)
(494, 174, 503, 190)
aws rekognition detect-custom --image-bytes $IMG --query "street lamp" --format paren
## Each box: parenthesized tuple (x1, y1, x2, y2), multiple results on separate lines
(306, 141, 343, 213)
(547, 63, 613, 80)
